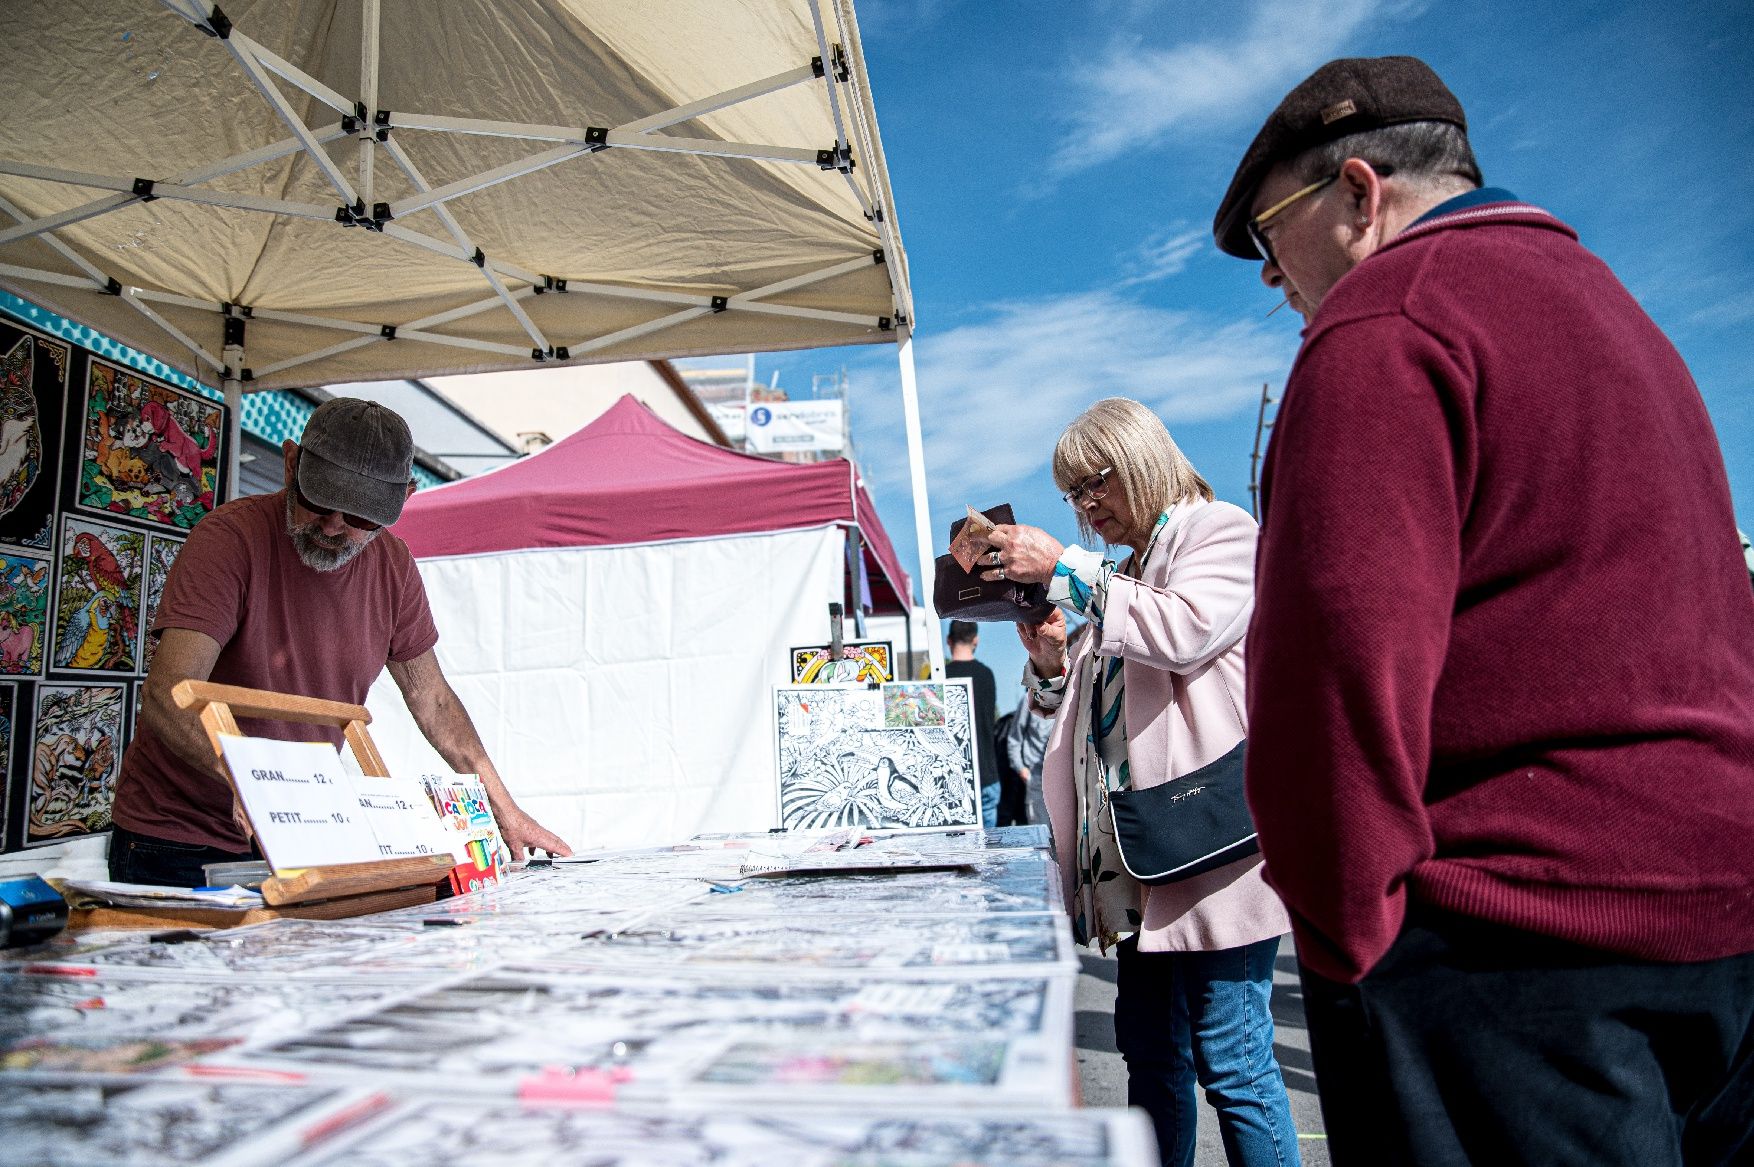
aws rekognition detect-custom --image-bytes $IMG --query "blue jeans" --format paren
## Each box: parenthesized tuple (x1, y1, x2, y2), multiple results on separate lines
(1115, 934, 1300, 1167)
(980, 780, 1000, 828)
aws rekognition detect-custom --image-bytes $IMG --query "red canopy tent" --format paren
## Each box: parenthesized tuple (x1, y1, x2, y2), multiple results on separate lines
(392, 394, 909, 614)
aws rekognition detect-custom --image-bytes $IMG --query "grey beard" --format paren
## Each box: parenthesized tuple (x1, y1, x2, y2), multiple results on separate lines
(285, 490, 378, 572)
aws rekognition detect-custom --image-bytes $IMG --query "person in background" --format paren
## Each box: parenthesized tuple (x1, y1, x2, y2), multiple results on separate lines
(110, 398, 571, 886)
(1215, 55, 1754, 1164)
(1005, 689, 1054, 832)
(986, 397, 1297, 1167)
(991, 706, 1025, 827)
(944, 619, 1001, 829)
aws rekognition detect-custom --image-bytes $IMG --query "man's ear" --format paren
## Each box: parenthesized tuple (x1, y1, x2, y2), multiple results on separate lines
(282, 441, 299, 486)
(1338, 157, 1385, 228)
(405, 480, 417, 499)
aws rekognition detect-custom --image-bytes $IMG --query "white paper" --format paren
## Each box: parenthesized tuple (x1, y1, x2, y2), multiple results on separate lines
(349, 774, 456, 861)
(218, 737, 381, 869)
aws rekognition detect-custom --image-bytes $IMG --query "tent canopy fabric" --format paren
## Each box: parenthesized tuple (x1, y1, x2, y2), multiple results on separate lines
(0, 0, 911, 389)
(393, 394, 910, 615)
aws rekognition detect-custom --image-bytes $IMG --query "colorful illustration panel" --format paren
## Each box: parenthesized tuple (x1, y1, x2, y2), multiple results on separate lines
(49, 516, 144, 676)
(78, 357, 223, 531)
(0, 552, 51, 676)
(0, 323, 71, 553)
(789, 639, 895, 683)
(139, 534, 181, 672)
(0, 682, 15, 848)
(774, 680, 981, 831)
(28, 682, 125, 846)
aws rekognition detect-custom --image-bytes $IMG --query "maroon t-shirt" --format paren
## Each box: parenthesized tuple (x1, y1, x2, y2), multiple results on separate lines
(112, 491, 440, 849)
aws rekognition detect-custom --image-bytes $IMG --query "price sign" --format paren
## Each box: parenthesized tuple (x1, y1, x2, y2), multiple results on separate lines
(353, 773, 462, 860)
(218, 736, 381, 868)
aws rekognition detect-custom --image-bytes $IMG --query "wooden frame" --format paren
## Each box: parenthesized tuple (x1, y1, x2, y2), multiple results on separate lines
(172, 678, 454, 909)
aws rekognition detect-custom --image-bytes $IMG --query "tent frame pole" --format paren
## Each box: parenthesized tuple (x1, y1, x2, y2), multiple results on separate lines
(221, 309, 246, 503)
(895, 324, 941, 678)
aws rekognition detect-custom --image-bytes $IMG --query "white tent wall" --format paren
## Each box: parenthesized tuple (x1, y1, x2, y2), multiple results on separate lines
(363, 526, 847, 850)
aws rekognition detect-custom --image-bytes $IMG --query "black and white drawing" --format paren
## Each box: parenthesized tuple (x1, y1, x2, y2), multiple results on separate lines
(774, 680, 981, 831)
(284, 1101, 1157, 1167)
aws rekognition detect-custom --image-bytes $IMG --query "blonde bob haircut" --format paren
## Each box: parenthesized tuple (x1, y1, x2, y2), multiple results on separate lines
(1053, 398, 1213, 546)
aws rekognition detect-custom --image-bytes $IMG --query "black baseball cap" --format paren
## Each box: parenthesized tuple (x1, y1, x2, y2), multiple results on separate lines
(295, 397, 415, 527)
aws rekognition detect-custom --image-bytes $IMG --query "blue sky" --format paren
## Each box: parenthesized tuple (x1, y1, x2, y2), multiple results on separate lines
(736, 0, 1753, 707)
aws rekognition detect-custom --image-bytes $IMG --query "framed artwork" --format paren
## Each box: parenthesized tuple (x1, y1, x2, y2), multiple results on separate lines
(789, 639, 895, 684)
(0, 321, 71, 553)
(0, 681, 15, 849)
(49, 516, 145, 676)
(1, 551, 51, 676)
(138, 534, 181, 672)
(773, 680, 980, 831)
(27, 681, 125, 846)
(77, 357, 223, 531)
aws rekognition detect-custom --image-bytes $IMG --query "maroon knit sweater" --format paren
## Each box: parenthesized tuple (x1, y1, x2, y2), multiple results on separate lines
(1246, 200, 1754, 984)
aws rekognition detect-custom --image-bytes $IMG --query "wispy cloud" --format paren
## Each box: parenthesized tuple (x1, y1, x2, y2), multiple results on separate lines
(1117, 224, 1208, 285)
(1049, 0, 1427, 177)
(847, 290, 1297, 510)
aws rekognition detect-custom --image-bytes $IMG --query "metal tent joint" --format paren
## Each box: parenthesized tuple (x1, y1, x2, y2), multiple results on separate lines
(816, 144, 854, 173)
(199, 5, 232, 39)
(832, 45, 851, 82)
(535, 274, 569, 294)
(470, 247, 486, 267)
(872, 248, 885, 265)
(222, 314, 246, 347)
(374, 109, 392, 142)
(223, 365, 255, 382)
(101, 276, 122, 296)
(710, 296, 729, 313)
(132, 178, 158, 201)
(380, 324, 397, 339)
(584, 127, 610, 150)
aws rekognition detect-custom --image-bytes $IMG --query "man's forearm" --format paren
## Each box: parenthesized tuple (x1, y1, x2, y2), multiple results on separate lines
(139, 679, 232, 789)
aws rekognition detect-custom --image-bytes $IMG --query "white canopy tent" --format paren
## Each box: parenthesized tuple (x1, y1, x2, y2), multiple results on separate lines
(0, 0, 942, 672)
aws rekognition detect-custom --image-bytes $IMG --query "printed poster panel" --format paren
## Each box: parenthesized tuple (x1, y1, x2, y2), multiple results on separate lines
(1, 552, 51, 677)
(49, 516, 144, 676)
(0, 681, 15, 849)
(139, 534, 181, 672)
(28, 681, 125, 846)
(0, 322, 71, 553)
(774, 680, 980, 831)
(789, 639, 895, 684)
(78, 357, 223, 531)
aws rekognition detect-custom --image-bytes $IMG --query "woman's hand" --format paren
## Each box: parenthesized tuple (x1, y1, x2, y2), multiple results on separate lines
(984, 524, 1064, 585)
(1017, 607, 1068, 676)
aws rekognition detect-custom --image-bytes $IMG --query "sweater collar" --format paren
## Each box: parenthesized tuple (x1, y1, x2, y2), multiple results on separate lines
(1412, 186, 1520, 224)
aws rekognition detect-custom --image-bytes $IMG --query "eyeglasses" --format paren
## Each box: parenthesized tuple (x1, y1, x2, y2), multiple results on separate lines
(1062, 467, 1114, 508)
(293, 482, 381, 531)
(1245, 174, 1336, 266)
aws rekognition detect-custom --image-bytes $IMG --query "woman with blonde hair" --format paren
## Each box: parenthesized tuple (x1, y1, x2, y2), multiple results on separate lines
(985, 397, 1298, 1167)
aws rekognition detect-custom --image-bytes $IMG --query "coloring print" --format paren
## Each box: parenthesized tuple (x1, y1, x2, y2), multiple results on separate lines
(237, 969, 1066, 1097)
(0, 323, 70, 553)
(790, 639, 895, 684)
(884, 681, 947, 727)
(78, 358, 222, 531)
(49, 517, 144, 676)
(284, 1102, 1157, 1167)
(26, 682, 124, 845)
(3, 1081, 377, 1167)
(138, 535, 181, 672)
(548, 911, 1074, 975)
(0, 970, 418, 1064)
(0, 681, 14, 845)
(0, 552, 51, 676)
(775, 681, 980, 831)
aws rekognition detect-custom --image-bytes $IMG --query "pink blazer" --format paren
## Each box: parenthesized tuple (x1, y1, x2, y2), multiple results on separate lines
(1042, 498, 1290, 952)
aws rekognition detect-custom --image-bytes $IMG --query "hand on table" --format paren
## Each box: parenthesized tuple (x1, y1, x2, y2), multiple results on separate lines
(496, 805, 573, 858)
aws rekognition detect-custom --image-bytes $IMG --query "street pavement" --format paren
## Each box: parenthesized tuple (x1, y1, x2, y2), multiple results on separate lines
(1075, 943, 1329, 1166)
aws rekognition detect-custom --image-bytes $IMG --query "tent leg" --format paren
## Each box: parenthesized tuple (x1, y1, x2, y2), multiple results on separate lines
(895, 327, 942, 679)
(222, 314, 245, 502)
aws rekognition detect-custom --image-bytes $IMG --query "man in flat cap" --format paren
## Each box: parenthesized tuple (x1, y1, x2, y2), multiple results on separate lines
(111, 397, 571, 885)
(1217, 56, 1754, 1163)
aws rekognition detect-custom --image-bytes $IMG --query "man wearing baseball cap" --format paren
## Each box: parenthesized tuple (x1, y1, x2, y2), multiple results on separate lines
(1218, 57, 1754, 1162)
(111, 397, 571, 885)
